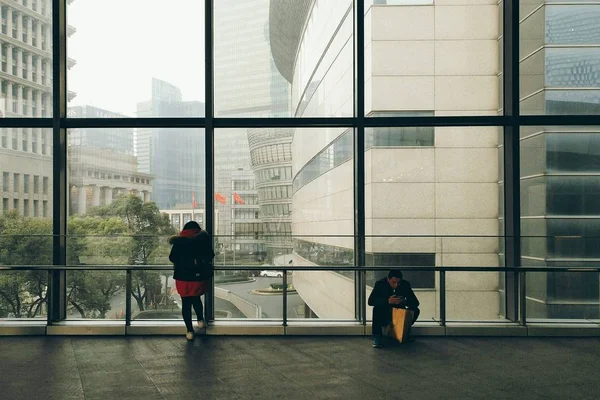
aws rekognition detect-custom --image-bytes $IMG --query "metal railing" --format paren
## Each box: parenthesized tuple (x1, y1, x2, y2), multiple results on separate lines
(2, 264, 600, 327)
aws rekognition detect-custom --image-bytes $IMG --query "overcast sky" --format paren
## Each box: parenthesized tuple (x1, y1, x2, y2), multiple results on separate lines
(67, 0, 206, 116)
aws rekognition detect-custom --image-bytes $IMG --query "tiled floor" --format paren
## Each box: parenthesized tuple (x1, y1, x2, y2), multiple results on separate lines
(1, 335, 599, 399)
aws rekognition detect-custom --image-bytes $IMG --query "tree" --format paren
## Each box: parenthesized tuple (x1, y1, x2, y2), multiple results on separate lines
(89, 194, 176, 312)
(0, 211, 52, 318)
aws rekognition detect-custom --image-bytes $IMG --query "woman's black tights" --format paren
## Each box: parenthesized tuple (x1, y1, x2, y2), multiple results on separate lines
(181, 296, 204, 332)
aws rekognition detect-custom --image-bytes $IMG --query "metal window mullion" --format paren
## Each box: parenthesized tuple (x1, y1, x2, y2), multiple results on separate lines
(354, 0, 366, 325)
(49, 0, 68, 324)
(204, 0, 215, 323)
(503, 0, 522, 324)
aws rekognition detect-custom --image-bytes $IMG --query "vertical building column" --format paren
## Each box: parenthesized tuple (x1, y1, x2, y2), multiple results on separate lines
(6, 44, 13, 75)
(27, 52, 33, 81)
(77, 186, 87, 215)
(6, 81, 13, 114)
(36, 56, 43, 84)
(27, 16, 33, 46)
(103, 187, 113, 206)
(6, 7, 13, 37)
(36, 90, 43, 116)
(45, 24, 51, 50)
(16, 84, 23, 115)
(16, 49, 23, 78)
(91, 186, 100, 208)
(26, 87, 33, 117)
(26, 126, 33, 152)
(16, 12, 22, 42)
(143, 190, 151, 202)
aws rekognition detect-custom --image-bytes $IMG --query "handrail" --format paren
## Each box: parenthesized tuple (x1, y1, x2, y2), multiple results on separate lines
(1, 265, 599, 272)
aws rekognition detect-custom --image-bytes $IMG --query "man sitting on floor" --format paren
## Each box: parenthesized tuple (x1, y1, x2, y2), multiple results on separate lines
(368, 269, 420, 348)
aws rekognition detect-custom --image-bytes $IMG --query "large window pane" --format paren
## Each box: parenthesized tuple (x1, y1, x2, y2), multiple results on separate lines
(67, 1, 204, 117)
(521, 126, 600, 320)
(367, 126, 505, 321)
(364, 1, 501, 117)
(520, 4, 600, 115)
(215, 0, 353, 118)
(0, 1, 52, 117)
(216, 127, 354, 319)
(67, 127, 203, 318)
(0, 127, 52, 319)
(66, 271, 125, 319)
(214, 270, 287, 320)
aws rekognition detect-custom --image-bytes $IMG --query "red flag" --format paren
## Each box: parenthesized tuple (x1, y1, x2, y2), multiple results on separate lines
(215, 192, 226, 204)
(234, 192, 245, 205)
(192, 192, 197, 208)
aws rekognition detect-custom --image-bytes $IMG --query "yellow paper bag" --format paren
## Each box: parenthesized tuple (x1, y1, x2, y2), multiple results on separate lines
(386, 308, 413, 343)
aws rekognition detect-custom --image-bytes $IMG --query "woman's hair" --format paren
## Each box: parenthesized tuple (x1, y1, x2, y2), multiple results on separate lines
(182, 220, 201, 230)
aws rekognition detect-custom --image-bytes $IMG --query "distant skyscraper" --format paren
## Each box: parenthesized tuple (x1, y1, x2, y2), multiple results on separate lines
(136, 78, 205, 209)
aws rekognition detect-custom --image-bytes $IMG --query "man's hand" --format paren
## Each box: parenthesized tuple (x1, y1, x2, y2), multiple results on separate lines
(388, 296, 402, 305)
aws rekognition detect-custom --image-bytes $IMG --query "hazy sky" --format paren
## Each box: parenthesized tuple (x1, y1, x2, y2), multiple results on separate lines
(68, 0, 206, 116)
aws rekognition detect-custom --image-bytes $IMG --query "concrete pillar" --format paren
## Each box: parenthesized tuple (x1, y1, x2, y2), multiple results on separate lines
(77, 186, 87, 215)
(36, 56, 42, 84)
(26, 127, 32, 152)
(103, 187, 113, 206)
(92, 186, 100, 208)
(6, 45, 13, 75)
(16, 85, 22, 115)
(6, 82, 13, 114)
(36, 90, 43, 116)
(27, 53, 33, 81)
(5, 44, 12, 75)
(45, 24, 51, 51)
(6, 7, 13, 38)
(16, 12, 22, 42)
(143, 191, 151, 202)
(27, 16, 33, 46)
(16, 49, 23, 79)
(26, 88, 33, 117)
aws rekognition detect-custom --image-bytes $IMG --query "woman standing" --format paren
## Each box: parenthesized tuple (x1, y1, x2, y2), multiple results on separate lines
(169, 221, 215, 340)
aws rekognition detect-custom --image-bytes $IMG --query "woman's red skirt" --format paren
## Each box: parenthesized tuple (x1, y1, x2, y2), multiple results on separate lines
(175, 280, 208, 297)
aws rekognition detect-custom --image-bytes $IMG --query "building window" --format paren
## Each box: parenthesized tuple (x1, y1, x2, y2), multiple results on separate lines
(13, 199, 18, 211)
(2, 172, 8, 192)
(12, 129, 18, 150)
(13, 173, 20, 192)
(3, 198, 8, 212)
(43, 177, 48, 194)
(1, 129, 7, 148)
(33, 175, 39, 194)
(23, 174, 29, 193)
(42, 200, 47, 217)
(366, 111, 435, 148)
(23, 199, 29, 216)
(33, 200, 39, 217)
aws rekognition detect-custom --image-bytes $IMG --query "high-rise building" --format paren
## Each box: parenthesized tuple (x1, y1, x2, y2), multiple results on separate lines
(136, 78, 205, 210)
(0, 0, 75, 218)
(520, 1, 600, 319)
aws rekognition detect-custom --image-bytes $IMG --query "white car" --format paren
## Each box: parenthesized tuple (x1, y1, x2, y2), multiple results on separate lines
(260, 270, 283, 278)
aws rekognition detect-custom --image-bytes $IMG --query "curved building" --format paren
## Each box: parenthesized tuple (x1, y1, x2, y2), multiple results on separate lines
(247, 127, 294, 262)
(271, 0, 503, 321)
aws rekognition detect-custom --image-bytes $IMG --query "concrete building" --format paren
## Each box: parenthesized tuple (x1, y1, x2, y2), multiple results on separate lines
(68, 144, 152, 215)
(520, 1, 600, 319)
(136, 78, 205, 210)
(270, 0, 502, 321)
(0, 0, 75, 218)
